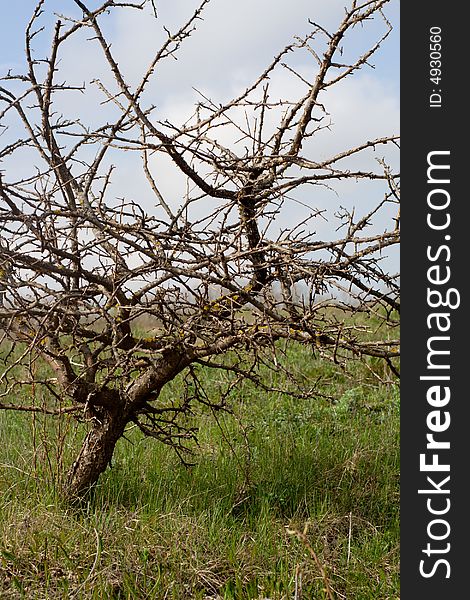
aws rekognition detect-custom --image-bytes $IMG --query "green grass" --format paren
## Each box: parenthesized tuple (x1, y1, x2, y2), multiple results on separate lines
(0, 345, 399, 599)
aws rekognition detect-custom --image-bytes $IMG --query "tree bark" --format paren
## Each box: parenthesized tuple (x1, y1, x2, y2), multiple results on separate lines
(66, 405, 127, 500)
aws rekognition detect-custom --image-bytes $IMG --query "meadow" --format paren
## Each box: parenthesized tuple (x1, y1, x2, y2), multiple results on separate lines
(0, 344, 399, 599)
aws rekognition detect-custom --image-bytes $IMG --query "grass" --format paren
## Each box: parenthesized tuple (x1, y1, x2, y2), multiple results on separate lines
(0, 344, 399, 599)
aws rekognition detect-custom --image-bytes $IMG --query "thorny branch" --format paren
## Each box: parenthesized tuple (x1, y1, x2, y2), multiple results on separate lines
(0, 0, 399, 458)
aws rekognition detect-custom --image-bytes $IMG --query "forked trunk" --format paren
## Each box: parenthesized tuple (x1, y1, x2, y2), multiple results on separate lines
(66, 407, 127, 500)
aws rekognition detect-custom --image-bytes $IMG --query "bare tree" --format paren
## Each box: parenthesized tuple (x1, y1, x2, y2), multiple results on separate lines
(0, 0, 399, 499)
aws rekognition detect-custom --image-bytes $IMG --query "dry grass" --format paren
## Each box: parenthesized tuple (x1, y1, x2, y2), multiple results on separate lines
(0, 345, 399, 599)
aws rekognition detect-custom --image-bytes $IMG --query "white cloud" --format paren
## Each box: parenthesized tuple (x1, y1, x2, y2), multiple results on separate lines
(112, 0, 342, 90)
(42, 1, 398, 152)
(3, 0, 399, 268)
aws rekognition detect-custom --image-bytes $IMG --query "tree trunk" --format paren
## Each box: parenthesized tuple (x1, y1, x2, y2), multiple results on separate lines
(66, 406, 127, 500)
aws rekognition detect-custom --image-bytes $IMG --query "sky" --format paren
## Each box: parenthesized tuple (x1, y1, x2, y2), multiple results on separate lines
(0, 0, 400, 273)
(0, 1, 399, 121)
(0, 1, 399, 89)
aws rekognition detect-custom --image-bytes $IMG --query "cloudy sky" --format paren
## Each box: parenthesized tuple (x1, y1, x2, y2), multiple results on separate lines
(1, 1, 399, 129)
(1, 1, 399, 270)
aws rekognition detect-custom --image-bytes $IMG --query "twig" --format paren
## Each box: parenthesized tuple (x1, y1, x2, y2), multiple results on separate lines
(287, 524, 336, 600)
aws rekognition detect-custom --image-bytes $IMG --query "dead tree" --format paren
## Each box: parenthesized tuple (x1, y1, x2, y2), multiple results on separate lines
(0, 0, 399, 499)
